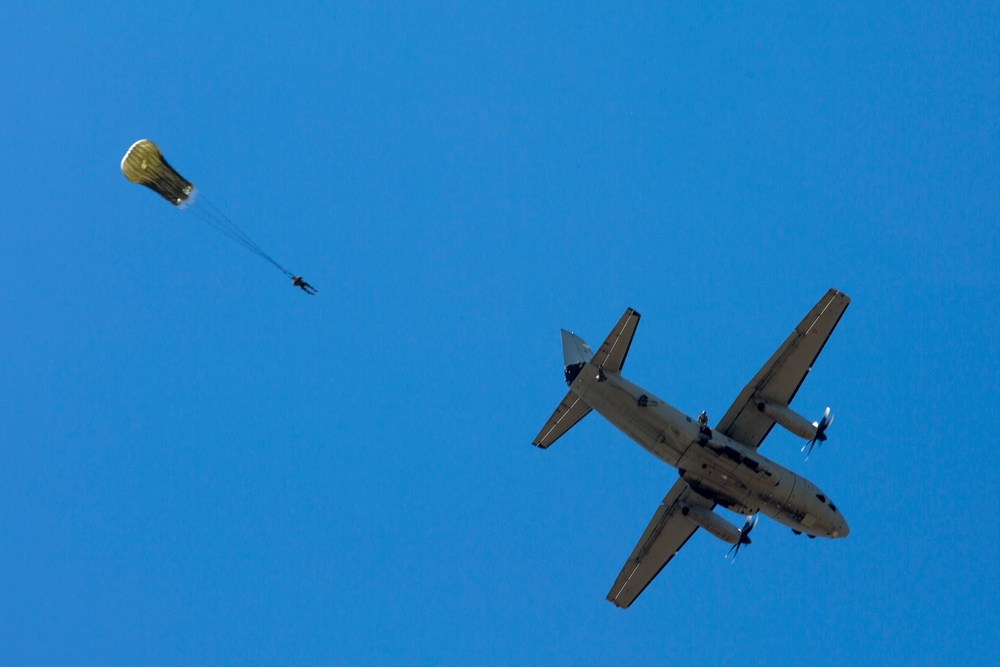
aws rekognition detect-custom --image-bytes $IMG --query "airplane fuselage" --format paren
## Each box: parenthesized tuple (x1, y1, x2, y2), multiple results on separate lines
(569, 367, 848, 539)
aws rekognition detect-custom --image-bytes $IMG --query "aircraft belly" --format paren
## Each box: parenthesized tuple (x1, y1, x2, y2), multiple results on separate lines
(753, 475, 835, 536)
(768, 476, 840, 536)
(753, 479, 797, 525)
(573, 372, 841, 536)
(675, 433, 806, 519)
(577, 378, 686, 467)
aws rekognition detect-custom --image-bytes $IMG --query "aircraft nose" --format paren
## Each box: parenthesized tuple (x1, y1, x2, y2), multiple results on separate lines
(831, 518, 849, 538)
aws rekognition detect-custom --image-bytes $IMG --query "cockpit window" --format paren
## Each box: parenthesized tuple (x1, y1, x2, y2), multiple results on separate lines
(829, 503, 837, 511)
(816, 494, 826, 503)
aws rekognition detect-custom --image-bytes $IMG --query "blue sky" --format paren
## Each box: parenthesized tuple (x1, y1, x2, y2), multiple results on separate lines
(2, 2, 997, 664)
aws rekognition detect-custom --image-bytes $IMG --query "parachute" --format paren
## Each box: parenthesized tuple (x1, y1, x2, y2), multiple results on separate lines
(121, 139, 305, 284)
(121, 139, 193, 206)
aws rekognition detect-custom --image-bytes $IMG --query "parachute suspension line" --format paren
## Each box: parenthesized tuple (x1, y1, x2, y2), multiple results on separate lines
(185, 191, 295, 278)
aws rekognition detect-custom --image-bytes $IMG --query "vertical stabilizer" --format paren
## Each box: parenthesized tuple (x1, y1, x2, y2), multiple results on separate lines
(561, 330, 593, 365)
(561, 330, 593, 385)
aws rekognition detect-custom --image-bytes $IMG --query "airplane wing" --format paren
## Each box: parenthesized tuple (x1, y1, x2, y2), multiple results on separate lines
(590, 308, 640, 372)
(716, 288, 851, 450)
(606, 477, 712, 609)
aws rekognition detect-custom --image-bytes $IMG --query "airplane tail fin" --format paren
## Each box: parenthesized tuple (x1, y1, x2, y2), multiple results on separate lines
(533, 310, 641, 449)
(561, 330, 593, 385)
(532, 331, 594, 449)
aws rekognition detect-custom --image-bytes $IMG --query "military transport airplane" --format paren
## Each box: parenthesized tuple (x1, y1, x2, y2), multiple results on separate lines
(533, 288, 850, 608)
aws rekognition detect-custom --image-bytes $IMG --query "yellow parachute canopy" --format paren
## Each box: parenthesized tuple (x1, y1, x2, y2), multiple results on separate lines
(120, 139, 193, 206)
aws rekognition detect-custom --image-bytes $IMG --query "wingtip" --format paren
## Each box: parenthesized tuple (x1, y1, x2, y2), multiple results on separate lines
(829, 288, 851, 304)
(606, 595, 630, 609)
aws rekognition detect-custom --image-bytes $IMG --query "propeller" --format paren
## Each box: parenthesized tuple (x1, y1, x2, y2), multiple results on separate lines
(727, 514, 759, 561)
(802, 407, 834, 459)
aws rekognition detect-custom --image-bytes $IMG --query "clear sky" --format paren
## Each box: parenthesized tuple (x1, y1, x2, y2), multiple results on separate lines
(2, 2, 997, 664)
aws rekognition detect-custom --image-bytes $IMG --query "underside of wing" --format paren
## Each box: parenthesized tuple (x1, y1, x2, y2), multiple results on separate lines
(716, 288, 850, 449)
(606, 478, 712, 609)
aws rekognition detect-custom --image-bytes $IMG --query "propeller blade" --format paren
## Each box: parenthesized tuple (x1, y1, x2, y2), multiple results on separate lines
(727, 514, 758, 561)
(803, 408, 833, 459)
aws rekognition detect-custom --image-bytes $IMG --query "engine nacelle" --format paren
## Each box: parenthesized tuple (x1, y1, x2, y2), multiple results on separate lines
(680, 504, 741, 545)
(756, 400, 819, 441)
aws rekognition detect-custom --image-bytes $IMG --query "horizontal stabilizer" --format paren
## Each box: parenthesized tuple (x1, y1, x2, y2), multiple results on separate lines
(533, 391, 592, 448)
(590, 308, 640, 372)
